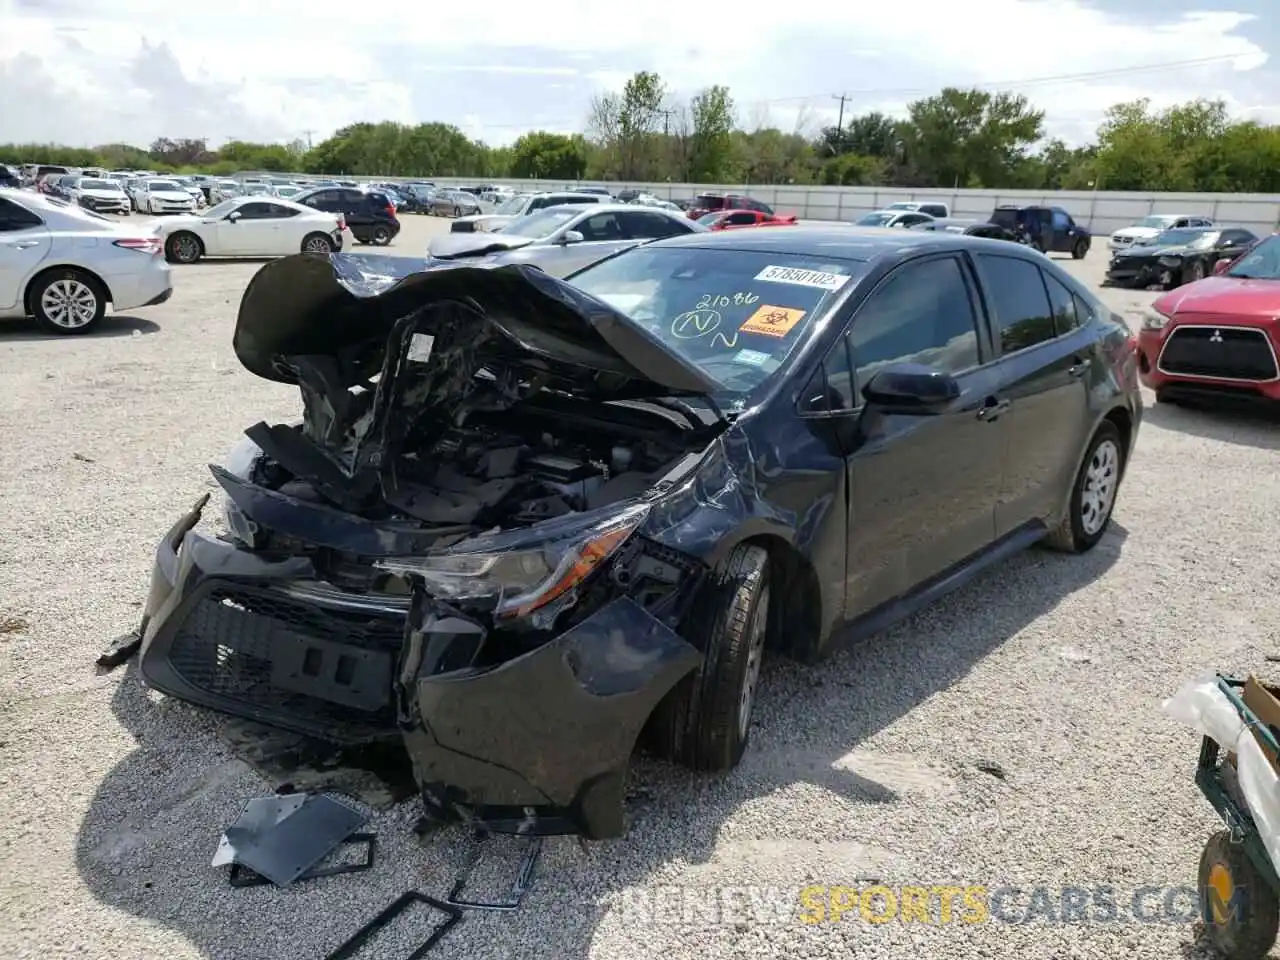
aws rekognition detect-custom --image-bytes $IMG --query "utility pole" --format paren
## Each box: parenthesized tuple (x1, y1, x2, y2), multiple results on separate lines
(302, 130, 315, 150)
(658, 109, 675, 136)
(831, 94, 849, 155)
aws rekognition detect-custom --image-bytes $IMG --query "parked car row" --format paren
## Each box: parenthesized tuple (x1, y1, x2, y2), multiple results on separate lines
(1103, 225, 1260, 290)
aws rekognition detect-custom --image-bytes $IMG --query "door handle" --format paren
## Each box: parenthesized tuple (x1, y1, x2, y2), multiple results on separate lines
(976, 398, 1010, 421)
(1068, 357, 1092, 379)
(3, 240, 41, 249)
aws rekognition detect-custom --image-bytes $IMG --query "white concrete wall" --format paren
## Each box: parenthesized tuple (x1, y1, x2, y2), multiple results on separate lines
(407, 178, 1280, 237)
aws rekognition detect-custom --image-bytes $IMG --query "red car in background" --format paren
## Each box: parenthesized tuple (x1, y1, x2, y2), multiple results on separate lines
(698, 209, 799, 231)
(1137, 232, 1280, 405)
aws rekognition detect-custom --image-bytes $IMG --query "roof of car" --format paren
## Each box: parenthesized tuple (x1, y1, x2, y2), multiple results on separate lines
(546, 202, 684, 216)
(647, 224, 1038, 262)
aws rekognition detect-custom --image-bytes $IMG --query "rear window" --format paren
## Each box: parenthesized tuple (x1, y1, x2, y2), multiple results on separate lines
(694, 194, 727, 211)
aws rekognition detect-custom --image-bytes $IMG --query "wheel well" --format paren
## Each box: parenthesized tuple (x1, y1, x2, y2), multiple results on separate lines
(24, 265, 113, 315)
(1103, 406, 1132, 475)
(742, 534, 823, 662)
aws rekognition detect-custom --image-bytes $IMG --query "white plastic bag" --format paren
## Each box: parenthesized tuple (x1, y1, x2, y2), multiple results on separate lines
(1164, 674, 1280, 873)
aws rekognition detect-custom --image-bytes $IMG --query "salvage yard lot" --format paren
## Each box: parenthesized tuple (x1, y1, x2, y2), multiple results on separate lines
(2, 213, 1279, 960)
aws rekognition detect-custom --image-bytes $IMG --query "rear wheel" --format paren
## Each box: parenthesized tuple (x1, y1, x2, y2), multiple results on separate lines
(453, 205, 461, 217)
(1044, 420, 1124, 553)
(165, 231, 203, 264)
(649, 543, 772, 771)
(30, 269, 107, 335)
(301, 232, 333, 254)
(370, 225, 392, 245)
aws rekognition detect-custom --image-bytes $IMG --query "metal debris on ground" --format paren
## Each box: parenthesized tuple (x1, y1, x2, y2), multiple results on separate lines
(446, 829, 542, 911)
(212, 791, 368, 887)
(228, 832, 377, 888)
(324, 891, 462, 960)
(95, 627, 143, 670)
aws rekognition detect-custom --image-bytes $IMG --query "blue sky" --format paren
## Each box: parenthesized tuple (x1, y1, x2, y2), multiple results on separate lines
(1, 0, 1275, 150)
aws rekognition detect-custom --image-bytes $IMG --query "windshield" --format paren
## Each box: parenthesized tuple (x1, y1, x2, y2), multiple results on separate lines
(496, 195, 528, 215)
(148, 180, 182, 191)
(1137, 216, 1177, 229)
(857, 212, 898, 226)
(80, 179, 119, 191)
(884, 202, 915, 211)
(245, 184, 269, 194)
(697, 213, 721, 226)
(275, 186, 300, 196)
(1226, 235, 1278, 279)
(569, 247, 867, 397)
(504, 208, 580, 238)
(1151, 228, 1210, 247)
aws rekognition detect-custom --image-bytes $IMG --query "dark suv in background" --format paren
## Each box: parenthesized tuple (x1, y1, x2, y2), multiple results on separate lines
(686, 191, 774, 220)
(292, 186, 401, 246)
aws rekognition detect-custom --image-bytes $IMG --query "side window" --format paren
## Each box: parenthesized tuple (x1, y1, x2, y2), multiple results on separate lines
(1042, 270, 1079, 335)
(1051, 209, 1070, 230)
(237, 202, 274, 219)
(577, 213, 623, 241)
(726, 212, 756, 226)
(799, 336, 857, 414)
(618, 211, 686, 239)
(307, 190, 336, 205)
(265, 202, 298, 218)
(529, 197, 549, 211)
(847, 256, 982, 391)
(0, 197, 43, 232)
(976, 254, 1057, 354)
(1174, 218, 1191, 228)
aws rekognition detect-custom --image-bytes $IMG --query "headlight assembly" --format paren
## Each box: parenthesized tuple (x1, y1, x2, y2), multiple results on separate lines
(1141, 308, 1170, 332)
(374, 503, 650, 619)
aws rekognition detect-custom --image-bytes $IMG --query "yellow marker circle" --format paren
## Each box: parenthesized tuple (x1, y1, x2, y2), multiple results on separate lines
(1207, 862, 1235, 925)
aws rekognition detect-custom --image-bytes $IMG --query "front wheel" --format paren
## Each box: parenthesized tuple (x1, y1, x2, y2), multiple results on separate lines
(1187, 258, 1206, 283)
(1072, 238, 1088, 260)
(453, 205, 461, 217)
(301, 232, 333, 254)
(649, 543, 772, 772)
(30, 269, 106, 335)
(165, 231, 203, 264)
(1198, 829, 1278, 960)
(1044, 420, 1124, 553)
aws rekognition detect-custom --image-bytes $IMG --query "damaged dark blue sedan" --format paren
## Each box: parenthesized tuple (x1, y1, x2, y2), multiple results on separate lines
(134, 228, 1141, 840)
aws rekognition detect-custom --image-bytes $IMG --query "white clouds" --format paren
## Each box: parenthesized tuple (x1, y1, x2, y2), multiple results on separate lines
(0, 0, 1272, 149)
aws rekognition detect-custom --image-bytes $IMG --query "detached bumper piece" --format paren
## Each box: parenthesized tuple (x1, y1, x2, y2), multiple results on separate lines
(446, 830, 542, 911)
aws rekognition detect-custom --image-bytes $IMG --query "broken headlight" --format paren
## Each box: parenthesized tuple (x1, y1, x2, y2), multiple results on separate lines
(373, 502, 649, 619)
(221, 436, 264, 545)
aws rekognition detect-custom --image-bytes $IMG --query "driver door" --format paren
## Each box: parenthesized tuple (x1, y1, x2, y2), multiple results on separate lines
(217, 201, 275, 255)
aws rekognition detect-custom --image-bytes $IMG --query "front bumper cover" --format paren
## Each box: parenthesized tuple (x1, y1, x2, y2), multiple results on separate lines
(136, 496, 703, 839)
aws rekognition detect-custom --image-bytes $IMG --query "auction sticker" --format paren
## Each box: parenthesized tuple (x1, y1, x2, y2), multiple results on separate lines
(407, 333, 435, 363)
(739, 305, 806, 338)
(733, 349, 771, 367)
(754, 265, 851, 291)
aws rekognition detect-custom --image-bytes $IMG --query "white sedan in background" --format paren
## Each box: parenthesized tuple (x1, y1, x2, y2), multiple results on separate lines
(151, 195, 346, 264)
(0, 188, 172, 335)
(134, 178, 198, 215)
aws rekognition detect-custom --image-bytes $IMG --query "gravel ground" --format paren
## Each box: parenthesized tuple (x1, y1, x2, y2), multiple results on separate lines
(2, 216, 1280, 960)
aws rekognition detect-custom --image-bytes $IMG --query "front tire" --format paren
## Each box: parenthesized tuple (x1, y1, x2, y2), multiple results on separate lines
(1044, 420, 1124, 553)
(30, 269, 107, 335)
(301, 232, 333, 254)
(165, 231, 203, 264)
(1187, 258, 1206, 283)
(1072, 238, 1088, 260)
(649, 543, 772, 771)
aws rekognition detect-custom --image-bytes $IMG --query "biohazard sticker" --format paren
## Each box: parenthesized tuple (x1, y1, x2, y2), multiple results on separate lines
(739, 305, 806, 338)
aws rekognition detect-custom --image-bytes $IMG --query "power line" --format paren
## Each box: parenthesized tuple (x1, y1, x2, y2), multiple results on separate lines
(758, 54, 1251, 105)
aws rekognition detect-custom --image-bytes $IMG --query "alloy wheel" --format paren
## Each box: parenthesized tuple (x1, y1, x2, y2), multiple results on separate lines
(174, 235, 200, 262)
(737, 583, 770, 741)
(40, 278, 98, 330)
(303, 236, 331, 253)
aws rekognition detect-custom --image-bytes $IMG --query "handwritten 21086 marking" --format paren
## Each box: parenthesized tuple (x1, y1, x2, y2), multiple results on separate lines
(671, 310, 722, 339)
(696, 292, 760, 309)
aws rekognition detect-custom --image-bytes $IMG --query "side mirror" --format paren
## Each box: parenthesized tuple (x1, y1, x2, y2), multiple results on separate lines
(862, 362, 960, 414)
(1212, 258, 1232, 276)
(559, 229, 584, 245)
(226, 210, 242, 222)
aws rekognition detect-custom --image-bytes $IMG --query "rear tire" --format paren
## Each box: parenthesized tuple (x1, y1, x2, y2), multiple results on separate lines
(649, 543, 772, 772)
(29, 269, 107, 335)
(370, 225, 391, 245)
(301, 232, 333, 254)
(1044, 420, 1124, 553)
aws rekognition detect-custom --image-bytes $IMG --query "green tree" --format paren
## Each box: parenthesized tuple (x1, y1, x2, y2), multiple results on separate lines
(900, 88, 1044, 188)
(686, 85, 735, 183)
(587, 70, 667, 179)
(819, 153, 886, 186)
(509, 131, 588, 179)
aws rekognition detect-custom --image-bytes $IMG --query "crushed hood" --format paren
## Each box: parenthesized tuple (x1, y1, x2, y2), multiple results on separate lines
(427, 232, 535, 259)
(232, 252, 720, 397)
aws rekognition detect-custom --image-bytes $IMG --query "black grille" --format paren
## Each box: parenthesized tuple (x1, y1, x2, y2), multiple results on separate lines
(1160, 326, 1278, 381)
(166, 583, 405, 743)
(451, 221, 476, 233)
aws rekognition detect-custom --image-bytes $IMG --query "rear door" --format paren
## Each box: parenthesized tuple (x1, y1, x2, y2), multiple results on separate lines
(616, 210, 693, 241)
(0, 197, 51, 310)
(973, 252, 1095, 535)
(836, 253, 1005, 611)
